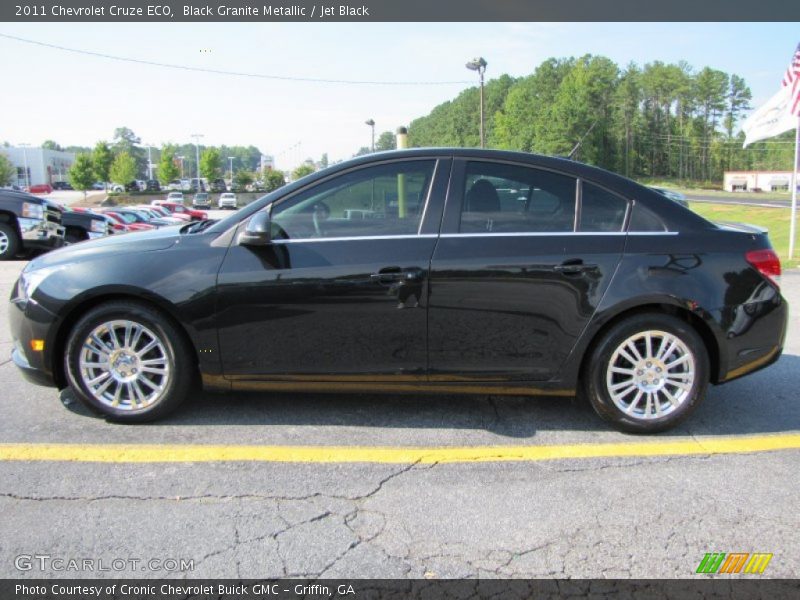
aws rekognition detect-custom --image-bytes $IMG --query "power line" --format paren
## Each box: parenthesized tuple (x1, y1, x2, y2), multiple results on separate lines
(0, 32, 473, 86)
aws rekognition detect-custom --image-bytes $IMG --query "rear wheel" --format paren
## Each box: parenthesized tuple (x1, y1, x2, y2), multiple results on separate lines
(0, 222, 21, 260)
(584, 313, 709, 433)
(65, 301, 194, 422)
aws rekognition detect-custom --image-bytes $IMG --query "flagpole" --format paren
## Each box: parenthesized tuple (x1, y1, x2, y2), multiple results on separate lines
(790, 117, 799, 260)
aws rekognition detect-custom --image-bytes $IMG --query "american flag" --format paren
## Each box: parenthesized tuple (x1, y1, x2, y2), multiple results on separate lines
(783, 42, 800, 115)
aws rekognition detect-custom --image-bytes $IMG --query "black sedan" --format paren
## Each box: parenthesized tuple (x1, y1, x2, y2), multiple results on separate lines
(8, 149, 788, 432)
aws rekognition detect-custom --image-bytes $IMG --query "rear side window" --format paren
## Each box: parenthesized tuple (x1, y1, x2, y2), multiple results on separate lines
(579, 182, 628, 232)
(460, 161, 577, 233)
(628, 203, 668, 232)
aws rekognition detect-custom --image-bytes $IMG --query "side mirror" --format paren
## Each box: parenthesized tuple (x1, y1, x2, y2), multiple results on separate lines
(238, 211, 272, 246)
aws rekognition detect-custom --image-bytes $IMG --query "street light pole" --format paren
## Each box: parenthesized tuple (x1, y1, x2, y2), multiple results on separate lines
(365, 119, 375, 152)
(177, 156, 185, 179)
(465, 57, 488, 148)
(228, 156, 235, 186)
(145, 144, 154, 180)
(190, 133, 204, 184)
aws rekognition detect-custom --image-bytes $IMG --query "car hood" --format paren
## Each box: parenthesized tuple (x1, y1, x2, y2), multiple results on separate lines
(28, 225, 182, 270)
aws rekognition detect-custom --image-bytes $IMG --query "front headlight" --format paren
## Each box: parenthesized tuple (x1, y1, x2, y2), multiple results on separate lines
(22, 202, 44, 219)
(17, 266, 63, 302)
(90, 219, 107, 233)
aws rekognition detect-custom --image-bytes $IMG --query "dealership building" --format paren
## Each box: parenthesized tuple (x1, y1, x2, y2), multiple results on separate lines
(722, 170, 795, 193)
(2, 146, 76, 187)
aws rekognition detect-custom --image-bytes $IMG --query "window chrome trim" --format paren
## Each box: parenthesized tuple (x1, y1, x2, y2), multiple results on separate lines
(439, 231, 679, 238)
(271, 234, 439, 244)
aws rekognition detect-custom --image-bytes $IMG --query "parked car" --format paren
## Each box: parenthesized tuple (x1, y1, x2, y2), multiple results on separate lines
(648, 186, 689, 208)
(59, 207, 114, 243)
(192, 192, 211, 209)
(0, 189, 64, 260)
(165, 191, 184, 203)
(113, 208, 176, 228)
(153, 201, 207, 222)
(92, 182, 106, 191)
(146, 204, 191, 222)
(8, 149, 788, 432)
(28, 184, 53, 194)
(125, 181, 140, 193)
(210, 178, 227, 193)
(145, 180, 161, 192)
(108, 183, 125, 193)
(102, 211, 156, 232)
(133, 206, 185, 225)
(218, 192, 238, 209)
(51, 181, 73, 191)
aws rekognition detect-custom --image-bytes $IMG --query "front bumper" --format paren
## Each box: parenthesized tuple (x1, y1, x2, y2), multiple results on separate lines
(8, 293, 60, 388)
(19, 217, 65, 250)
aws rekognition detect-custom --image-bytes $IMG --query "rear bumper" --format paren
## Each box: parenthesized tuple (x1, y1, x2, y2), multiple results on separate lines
(717, 288, 788, 383)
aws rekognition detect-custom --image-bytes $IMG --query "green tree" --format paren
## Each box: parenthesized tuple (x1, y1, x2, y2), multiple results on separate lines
(199, 148, 223, 181)
(109, 151, 137, 185)
(157, 145, 180, 184)
(292, 164, 315, 180)
(233, 169, 254, 190)
(91, 141, 114, 186)
(376, 131, 396, 151)
(68, 154, 95, 197)
(112, 127, 146, 174)
(319, 153, 329, 169)
(41, 140, 62, 151)
(263, 170, 286, 192)
(0, 153, 15, 186)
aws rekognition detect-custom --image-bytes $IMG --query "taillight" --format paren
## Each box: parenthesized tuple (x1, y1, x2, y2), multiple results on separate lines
(746, 249, 781, 288)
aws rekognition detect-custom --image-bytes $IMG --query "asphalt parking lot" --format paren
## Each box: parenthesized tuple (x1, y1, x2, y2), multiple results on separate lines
(0, 258, 798, 579)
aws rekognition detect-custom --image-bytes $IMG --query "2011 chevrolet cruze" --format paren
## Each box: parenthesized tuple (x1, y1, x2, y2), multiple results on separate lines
(9, 149, 788, 432)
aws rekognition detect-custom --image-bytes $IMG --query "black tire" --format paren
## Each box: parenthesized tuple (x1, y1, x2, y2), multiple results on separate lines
(64, 300, 195, 422)
(583, 313, 709, 434)
(0, 222, 21, 261)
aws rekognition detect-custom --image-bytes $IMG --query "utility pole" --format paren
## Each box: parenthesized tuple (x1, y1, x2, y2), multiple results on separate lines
(190, 133, 204, 183)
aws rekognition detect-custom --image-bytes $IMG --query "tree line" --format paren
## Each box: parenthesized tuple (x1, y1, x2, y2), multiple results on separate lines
(407, 56, 796, 183)
(56, 127, 288, 193)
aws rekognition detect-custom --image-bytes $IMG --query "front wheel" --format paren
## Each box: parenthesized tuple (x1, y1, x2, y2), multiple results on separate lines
(65, 301, 194, 422)
(0, 222, 21, 260)
(583, 313, 709, 433)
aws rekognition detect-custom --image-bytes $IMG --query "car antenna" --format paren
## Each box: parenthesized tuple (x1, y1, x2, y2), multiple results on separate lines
(567, 120, 598, 161)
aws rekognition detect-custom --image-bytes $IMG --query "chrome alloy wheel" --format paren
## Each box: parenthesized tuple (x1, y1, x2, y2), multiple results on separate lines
(0, 230, 9, 255)
(605, 330, 695, 420)
(78, 320, 171, 410)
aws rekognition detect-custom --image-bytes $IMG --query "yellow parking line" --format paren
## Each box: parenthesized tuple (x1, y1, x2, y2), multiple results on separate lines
(0, 433, 798, 464)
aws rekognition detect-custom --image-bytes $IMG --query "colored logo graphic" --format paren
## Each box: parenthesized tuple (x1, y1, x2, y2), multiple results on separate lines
(696, 553, 773, 574)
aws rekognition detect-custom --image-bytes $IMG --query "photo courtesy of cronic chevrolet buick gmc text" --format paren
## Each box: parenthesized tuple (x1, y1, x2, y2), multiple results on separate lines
(8, 150, 788, 432)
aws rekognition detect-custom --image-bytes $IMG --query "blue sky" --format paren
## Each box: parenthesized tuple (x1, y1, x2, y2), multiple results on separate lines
(0, 22, 798, 169)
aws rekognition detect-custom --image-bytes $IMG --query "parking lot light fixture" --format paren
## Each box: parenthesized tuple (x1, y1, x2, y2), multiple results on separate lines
(465, 57, 488, 148)
(144, 143, 154, 180)
(228, 156, 236, 186)
(365, 119, 375, 152)
(191, 133, 204, 184)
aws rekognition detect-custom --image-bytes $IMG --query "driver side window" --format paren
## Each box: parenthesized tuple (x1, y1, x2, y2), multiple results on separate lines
(271, 160, 436, 240)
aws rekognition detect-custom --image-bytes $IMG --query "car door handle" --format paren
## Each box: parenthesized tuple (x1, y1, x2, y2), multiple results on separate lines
(553, 260, 597, 275)
(370, 267, 425, 283)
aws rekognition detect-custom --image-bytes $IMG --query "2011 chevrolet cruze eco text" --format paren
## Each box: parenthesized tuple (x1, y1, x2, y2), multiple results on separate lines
(9, 149, 788, 432)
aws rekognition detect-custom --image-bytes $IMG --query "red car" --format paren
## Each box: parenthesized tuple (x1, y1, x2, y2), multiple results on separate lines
(103, 211, 157, 232)
(154, 201, 207, 221)
(28, 184, 53, 194)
